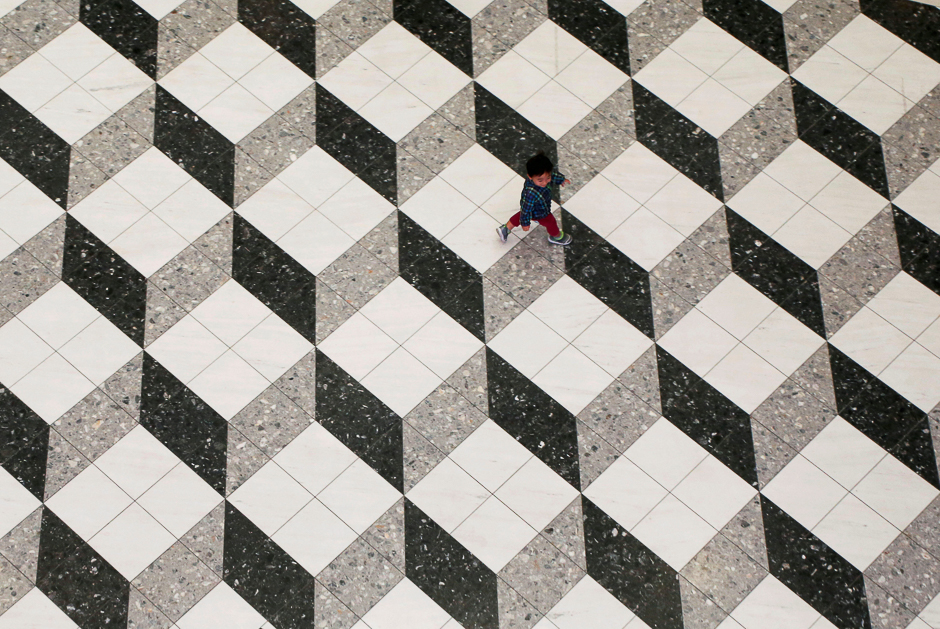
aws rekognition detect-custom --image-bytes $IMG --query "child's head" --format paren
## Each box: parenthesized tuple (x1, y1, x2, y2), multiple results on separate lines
(526, 152, 553, 187)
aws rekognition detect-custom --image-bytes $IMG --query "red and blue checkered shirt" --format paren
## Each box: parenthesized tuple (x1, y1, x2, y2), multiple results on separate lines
(519, 171, 566, 227)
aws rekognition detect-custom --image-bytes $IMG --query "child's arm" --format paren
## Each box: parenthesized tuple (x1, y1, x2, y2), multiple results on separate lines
(551, 171, 569, 187)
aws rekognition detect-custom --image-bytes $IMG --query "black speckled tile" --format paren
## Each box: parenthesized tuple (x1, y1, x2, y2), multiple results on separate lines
(394, 0, 473, 76)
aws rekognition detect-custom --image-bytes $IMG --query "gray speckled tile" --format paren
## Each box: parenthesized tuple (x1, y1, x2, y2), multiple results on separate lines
(0, 507, 41, 583)
(234, 148, 277, 208)
(819, 229, 898, 306)
(865, 534, 940, 614)
(445, 347, 489, 416)
(690, 209, 732, 269)
(882, 139, 935, 203)
(180, 502, 225, 577)
(482, 277, 525, 341)
(578, 379, 658, 454)
(719, 107, 795, 176)
(471, 24, 511, 78)
(316, 23, 356, 78)
(75, 114, 151, 179)
(541, 497, 586, 570)
(156, 21, 198, 80)
(158, 0, 234, 65)
(0, 248, 57, 315)
(577, 420, 619, 490)
(144, 281, 188, 347)
(864, 576, 917, 629)
(750, 419, 798, 489)
(818, 273, 865, 339)
(881, 105, 940, 199)
(618, 345, 662, 414)
(362, 499, 405, 574)
(127, 587, 175, 629)
(272, 349, 317, 418)
(54, 389, 136, 461)
(278, 85, 317, 143)
(317, 537, 404, 617)
(22, 214, 65, 277)
(117, 85, 157, 144)
(318, 0, 390, 58)
(231, 386, 313, 457)
(472, 0, 545, 52)
(314, 579, 360, 629)
(555, 145, 598, 203)
(751, 378, 834, 453)
(718, 141, 764, 201)
(316, 278, 358, 345)
(151, 246, 228, 312)
(44, 428, 90, 501)
(854, 206, 901, 268)
(66, 150, 108, 209)
(193, 212, 233, 274)
(0, 26, 33, 78)
(237, 112, 315, 178)
(499, 534, 584, 614)
(595, 80, 635, 136)
(788, 343, 838, 409)
(405, 383, 488, 454)
(484, 240, 563, 309)
(558, 109, 634, 173)
(226, 427, 269, 495)
(399, 114, 474, 176)
(319, 243, 397, 310)
(650, 274, 695, 340)
(437, 84, 476, 142)
(678, 576, 726, 629)
(101, 352, 143, 420)
(652, 239, 729, 307)
(0, 306, 12, 328)
(783, 0, 858, 71)
(905, 494, 940, 559)
(359, 211, 399, 273)
(627, 0, 701, 72)
(396, 147, 437, 206)
(0, 554, 30, 615)
(681, 533, 767, 613)
(918, 84, 940, 120)
(496, 578, 543, 629)
(0, 0, 74, 50)
(403, 422, 446, 493)
(132, 542, 220, 622)
(720, 496, 768, 570)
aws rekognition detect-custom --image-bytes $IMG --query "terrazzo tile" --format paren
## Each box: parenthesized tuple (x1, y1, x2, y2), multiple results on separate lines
(156, 23, 198, 80)
(317, 538, 404, 618)
(783, 0, 859, 71)
(399, 114, 474, 176)
(151, 246, 228, 312)
(789, 344, 838, 409)
(132, 542, 220, 622)
(22, 215, 65, 277)
(470, 25, 511, 77)
(313, 580, 359, 629)
(101, 352, 143, 420)
(237, 113, 315, 179)
(159, 0, 234, 59)
(652, 239, 730, 307)
(317, 0, 390, 55)
(720, 496, 769, 570)
(54, 389, 137, 461)
(315, 278, 358, 345)
(595, 80, 636, 136)
(278, 85, 317, 143)
(750, 420, 800, 489)
(144, 282, 188, 346)
(819, 232, 899, 306)
(361, 499, 405, 574)
(444, 347, 490, 416)
(403, 422, 446, 493)
(43, 427, 90, 501)
(482, 277, 526, 341)
(319, 244, 397, 310)
(0, 26, 33, 77)
(127, 588, 175, 629)
(751, 378, 835, 453)
(0, 247, 57, 315)
(193, 212, 233, 274)
(578, 379, 658, 454)
(225, 427, 269, 495)
(437, 84, 476, 141)
(717, 142, 764, 201)
(0, 507, 41, 583)
(231, 386, 314, 456)
(559, 109, 635, 173)
(0, 0, 74, 50)
(719, 108, 796, 174)
(234, 148, 277, 208)
(555, 145, 598, 203)
(66, 151, 108, 209)
(541, 498, 586, 570)
(905, 495, 940, 558)
(882, 106, 940, 198)
(499, 534, 584, 615)
(396, 148, 437, 205)
(864, 577, 917, 629)
(576, 421, 619, 491)
(405, 382, 488, 454)
(618, 345, 662, 414)
(682, 532, 768, 614)
(75, 115, 152, 179)
(483, 240, 564, 308)
(316, 23, 356, 78)
(180, 502, 225, 577)
(0, 555, 30, 615)
(679, 577, 727, 629)
(359, 211, 399, 273)
(627, 0, 702, 73)
(650, 274, 696, 340)
(818, 273, 866, 338)
(471, 0, 546, 53)
(865, 534, 940, 614)
(118, 85, 158, 144)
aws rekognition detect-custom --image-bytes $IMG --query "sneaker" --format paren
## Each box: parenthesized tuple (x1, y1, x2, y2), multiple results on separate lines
(548, 233, 572, 246)
(496, 224, 509, 243)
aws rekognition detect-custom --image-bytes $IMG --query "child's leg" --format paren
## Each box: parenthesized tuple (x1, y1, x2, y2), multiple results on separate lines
(506, 212, 522, 229)
(537, 213, 561, 237)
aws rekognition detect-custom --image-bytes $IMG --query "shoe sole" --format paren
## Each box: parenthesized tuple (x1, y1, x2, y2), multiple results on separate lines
(496, 227, 508, 243)
(548, 238, 572, 246)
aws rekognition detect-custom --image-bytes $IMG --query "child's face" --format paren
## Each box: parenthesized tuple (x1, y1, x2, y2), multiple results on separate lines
(528, 172, 552, 187)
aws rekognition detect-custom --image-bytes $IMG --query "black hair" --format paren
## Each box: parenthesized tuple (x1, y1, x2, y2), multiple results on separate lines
(526, 152, 553, 177)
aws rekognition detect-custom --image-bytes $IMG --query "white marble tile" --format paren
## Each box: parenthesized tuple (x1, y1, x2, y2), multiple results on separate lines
(601, 142, 677, 205)
(517, 80, 593, 140)
(528, 275, 607, 342)
(360, 81, 434, 142)
(705, 342, 788, 413)
(199, 82, 274, 143)
(274, 423, 356, 496)
(17, 282, 99, 350)
(406, 457, 490, 532)
(45, 464, 133, 540)
(582, 456, 669, 530)
(696, 274, 779, 341)
(38, 23, 114, 82)
(403, 311, 483, 380)
(110, 212, 189, 277)
(188, 349, 270, 419)
(513, 21, 586, 78)
(573, 309, 653, 378)
(836, 74, 913, 136)
(494, 456, 579, 531)
(632, 494, 716, 571)
(449, 420, 532, 492)
(812, 493, 899, 570)
(441, 207, 522, 274)
(475, 50, 552, 109)
(146, 315, 228, 384)
(563, 173, 640, 237)
(271, 498, 358, 575)
(190, 280, 271, 346)
(880, 342, 940, 412)
(277, 146, 355, 208)
(893, 169, 940, 234)
(645, 173, 724, 237)
(791, 45, 868, 105)
(361, 579, 451, 629)
(317, 312, 398, 380)
(278, 209, 356, 275)
(137, 462, 223, 537)
(153, 179, 231, 244)
(658, 308, 739, 377)
(546, 575, 635, 629)
(440, 143, 524, 207)
(361, 347, 441, 416)
(158, 52, 234, 112)
(742, 307, 823, 376)
(236, 178, 315, 241)
(800, 417, 886, 490)
(633, 48, 708, 106)
(11, 353, 96, 423)
(827, 15, 903, 72)
(555, 47, 627, 109)
(534, 345, 617, 414)
(318, 51, 394, 111)
(671, 17, 743, 74)
(0, 52, 72, 112)
(34, 83, 111, 144)
(319, 458, 401, 534)
(400, 176, 477, 240)
(487, 309, 568, 379)
(726, 172, 805, 235)
(829, 307, 912, 376)
(762, 455, 847, 530)
(0, 466, 41, 539)
(730, 575, 822, 629)
(357, 22, 430, 79)
(232, 313, 312, 382)
(228, 461, 313, 536)
(68, 180, 150, 244)
(76, 53, 152, 113)
(94, 425, 179, 499)
(0, 588, 78, 629)
(176, 582, 267, 629)
(318, 177, 395, 241)
(452, 495, 537, 572)
(712, 47, 786, 106)
(398, 50, 471, 111)
(673, 455, 757, 530)
(677, 77, 753, 137)
(626, 417, 708, 491)
(606, 207, 685, 271)
(90, 502, 175, 579)
(873, 43, 940, 106)
(762, 141, 842, 203)
(360, 278, 440, 344)
(199, 23, 273, 81)
(239, 52, 314, 112)
(867, 272, 940, 339)
(808, 170, 888, 235)
(853, 454, 939, 529)
(0, 184, 62, 249)
(113, 147, 192, 210)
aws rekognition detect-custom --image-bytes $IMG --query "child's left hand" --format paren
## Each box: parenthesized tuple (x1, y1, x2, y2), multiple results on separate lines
(561, 179, 570, 187)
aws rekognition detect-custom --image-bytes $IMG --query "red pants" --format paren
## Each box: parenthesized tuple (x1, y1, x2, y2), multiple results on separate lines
(508, 212, 560, 237)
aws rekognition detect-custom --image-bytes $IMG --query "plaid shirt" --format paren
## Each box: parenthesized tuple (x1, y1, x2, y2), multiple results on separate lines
(519, 172, 565, 227)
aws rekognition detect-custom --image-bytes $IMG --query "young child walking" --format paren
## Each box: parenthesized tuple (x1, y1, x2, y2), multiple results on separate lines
(496, 152, 572, 246)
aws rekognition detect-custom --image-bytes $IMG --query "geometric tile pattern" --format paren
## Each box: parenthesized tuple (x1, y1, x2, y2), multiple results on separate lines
(1, 0, 939, 628)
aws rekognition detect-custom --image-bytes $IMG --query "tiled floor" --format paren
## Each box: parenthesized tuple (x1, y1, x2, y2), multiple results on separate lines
(0, 0, 938, 625)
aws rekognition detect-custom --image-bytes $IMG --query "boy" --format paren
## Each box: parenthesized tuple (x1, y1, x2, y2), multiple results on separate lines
(496, 152, 572, 246)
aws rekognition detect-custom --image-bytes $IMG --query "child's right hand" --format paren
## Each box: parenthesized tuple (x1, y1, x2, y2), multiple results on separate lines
(522, 225, 530, 231)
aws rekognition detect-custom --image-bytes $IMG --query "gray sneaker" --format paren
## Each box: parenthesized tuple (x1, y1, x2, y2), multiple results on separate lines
(548, 232, 572, 246)
(496, 224, 509, 243)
